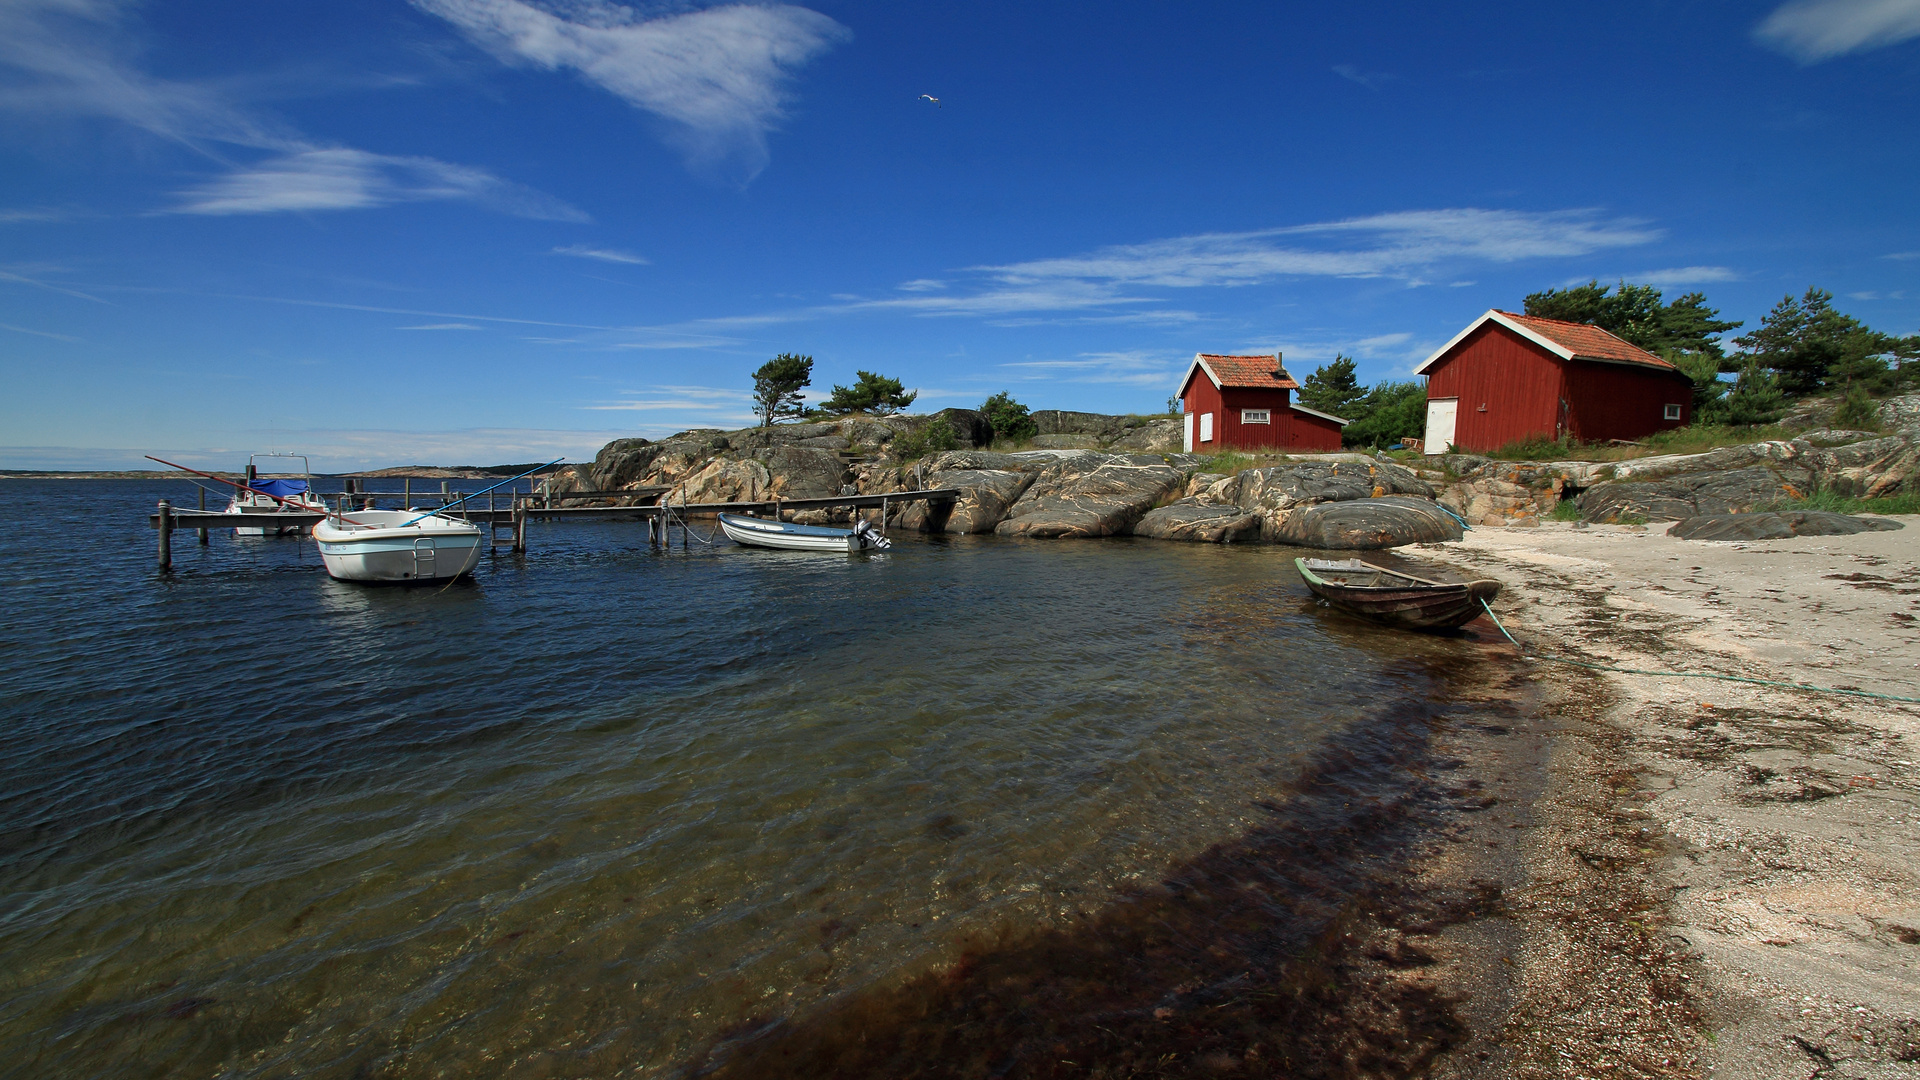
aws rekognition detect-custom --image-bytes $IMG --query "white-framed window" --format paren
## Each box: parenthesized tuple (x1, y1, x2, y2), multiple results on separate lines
(1664, 403, 1683, 420)
(1199, 412, 1215, 442)
(1241, 408, 1271, 424)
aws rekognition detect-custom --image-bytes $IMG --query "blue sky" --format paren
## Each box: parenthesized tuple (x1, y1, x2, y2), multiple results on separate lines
(3, 0, 1918, 470)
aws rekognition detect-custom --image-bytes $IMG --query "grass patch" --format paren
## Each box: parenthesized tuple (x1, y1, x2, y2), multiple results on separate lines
(1484, 424, 1801, 463)
(1760, 489, 1920, 516)
(1549, 498, 1584, 522)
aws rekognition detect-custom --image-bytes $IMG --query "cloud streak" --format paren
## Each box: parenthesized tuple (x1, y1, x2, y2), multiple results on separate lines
(0, 0, 584, 219)
(1756, 0, 1920, 61)
(412, 0, 849, 180)
(553, 243, 649, 264)
(171, 148, 589, 219)
(982, 209, 1661, 290)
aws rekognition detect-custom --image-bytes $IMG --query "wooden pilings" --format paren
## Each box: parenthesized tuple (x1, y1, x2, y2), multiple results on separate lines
(156, 500, 172, 572)
(197, 487, 209, 544)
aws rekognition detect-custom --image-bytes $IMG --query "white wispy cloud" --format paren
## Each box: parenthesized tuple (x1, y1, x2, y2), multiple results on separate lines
(998, 350, 1184, 387)
(0, 206, 74, 224)
(0, 267, 106, 302)
(582, 384, 758, 428)
(0, 428, 641, 472)
(1756, 0, 1920, 61)
(0, 0, 583, 219)
(0, 321, 80, 341)
(1629, 265, 1740, 287)
(1332, 64, 1397, 90)
(982, 209, 1660, 290)
(398, 322, 485, 330)
(553, 243, 649, 264)
(1885, 250, 1920, 260)
(412, 0, 850, 180)
(171, 148, 588, 219)
(896, 279, 946, 292)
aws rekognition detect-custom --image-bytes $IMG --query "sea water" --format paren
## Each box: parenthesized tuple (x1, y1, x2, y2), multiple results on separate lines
(0, 479, 1480, 1077)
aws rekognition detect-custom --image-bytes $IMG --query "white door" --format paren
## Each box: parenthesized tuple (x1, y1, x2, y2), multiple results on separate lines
(1199, 411, 1214, 444)
(1184, 412, 1195, 452)
(1423, 398, 1457, 454)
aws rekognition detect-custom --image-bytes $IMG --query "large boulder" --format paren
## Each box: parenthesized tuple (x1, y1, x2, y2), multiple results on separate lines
(1107, 418, 1183, 453)
(1032, 410, 1127, 438)
(895, 468, 1036, 533)
(1235, 460, 1435, 516)
(1133, 500, 1264, 543)
(995, 456, 1187, 538)
(929, 408, 993, 449)
(1578, 465, 1812, 522)
(924, 449, 1048, 473)
(1272, 496, 1465, 549)
(757, 446, 850, 499)
(1669, 511, 1905, 541)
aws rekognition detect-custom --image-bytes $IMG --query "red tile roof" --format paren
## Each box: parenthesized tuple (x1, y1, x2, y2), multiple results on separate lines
(1494, 311, 1677, 371)
(1196, 353, 1300, 390)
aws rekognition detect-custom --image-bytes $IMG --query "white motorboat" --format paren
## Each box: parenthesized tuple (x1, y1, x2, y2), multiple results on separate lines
(312, 509, 485, 583)
(228, 454, 326, 535)
(717, 512, 891, 553)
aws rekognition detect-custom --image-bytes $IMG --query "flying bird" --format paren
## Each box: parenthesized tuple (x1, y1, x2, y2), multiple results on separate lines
(919, 94, 941, 107)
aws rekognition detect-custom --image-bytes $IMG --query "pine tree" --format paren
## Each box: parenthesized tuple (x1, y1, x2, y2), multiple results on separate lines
(1731, 288, 1894, 397)
(1297, 355, 1366, 417)
(818, 370, 918, 416)
(752, 353, 814, 426)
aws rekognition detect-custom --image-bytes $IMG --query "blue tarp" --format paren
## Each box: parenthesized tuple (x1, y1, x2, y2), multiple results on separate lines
(252, 478, 309, 497)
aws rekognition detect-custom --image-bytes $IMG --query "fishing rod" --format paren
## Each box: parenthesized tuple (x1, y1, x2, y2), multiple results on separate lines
(145, 455, 368, 526)
(396, 458, 564, 528)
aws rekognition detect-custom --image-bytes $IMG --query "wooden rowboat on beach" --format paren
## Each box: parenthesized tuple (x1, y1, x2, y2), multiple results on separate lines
(1294, 557, 1501, 631)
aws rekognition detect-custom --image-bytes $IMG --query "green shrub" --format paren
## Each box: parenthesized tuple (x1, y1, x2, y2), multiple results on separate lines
(979, 391, 1037, 441)
(1549, 498, 1584, 521)
(889, 418, 959, 461)
(1832, 385, 1883, 431)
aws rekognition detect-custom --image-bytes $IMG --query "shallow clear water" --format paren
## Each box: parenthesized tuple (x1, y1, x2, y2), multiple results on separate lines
(0, 479, 1477, 1078)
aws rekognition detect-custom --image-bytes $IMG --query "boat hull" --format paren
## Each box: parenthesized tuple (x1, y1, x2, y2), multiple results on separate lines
(1295, 558, 1501, 631)
(313, 511, 485, 583)
(718, 512, 870, 552)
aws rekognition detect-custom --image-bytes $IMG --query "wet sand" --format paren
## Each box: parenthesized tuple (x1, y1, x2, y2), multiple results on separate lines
(1446, 518, 1920, 1078)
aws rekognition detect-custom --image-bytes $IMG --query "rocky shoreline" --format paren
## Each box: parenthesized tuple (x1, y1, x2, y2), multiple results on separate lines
(552, 394, 1920, 548)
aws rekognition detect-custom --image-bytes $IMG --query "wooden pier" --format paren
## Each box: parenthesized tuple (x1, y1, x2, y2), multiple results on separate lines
(148, 488, 962, 571)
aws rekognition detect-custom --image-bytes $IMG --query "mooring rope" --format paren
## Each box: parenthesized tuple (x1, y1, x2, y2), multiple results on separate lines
(1477, 599, 1920, 704)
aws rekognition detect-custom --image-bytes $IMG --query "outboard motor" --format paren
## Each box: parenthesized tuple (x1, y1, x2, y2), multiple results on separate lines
(851, 518, 891, 550)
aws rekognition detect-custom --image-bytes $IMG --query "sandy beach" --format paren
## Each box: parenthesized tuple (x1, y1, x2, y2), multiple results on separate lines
(1443, 518, 1920, 1078)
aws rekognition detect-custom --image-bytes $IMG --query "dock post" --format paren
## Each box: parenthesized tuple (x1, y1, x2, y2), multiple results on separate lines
(157, 500, 172, 572)
(513, 501, 527, 553)
(197, 486, 209, 545)
(403, 478, 410, 508)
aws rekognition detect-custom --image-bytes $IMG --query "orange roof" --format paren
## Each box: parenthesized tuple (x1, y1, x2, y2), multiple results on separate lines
(1492, 311, 1676, 370)
(1192, 353, 1299, 390)
(1414, 310, 1681, 375)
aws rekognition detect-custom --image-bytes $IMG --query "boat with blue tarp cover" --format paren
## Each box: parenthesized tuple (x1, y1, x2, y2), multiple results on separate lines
(227, 454, 326, 534)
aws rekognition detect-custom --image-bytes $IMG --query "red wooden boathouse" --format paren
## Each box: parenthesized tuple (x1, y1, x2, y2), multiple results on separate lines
(1176, 353, 1347, 453)
(1413, 310, 1693, 453)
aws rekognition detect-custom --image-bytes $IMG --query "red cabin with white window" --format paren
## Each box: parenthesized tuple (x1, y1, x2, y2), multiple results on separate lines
(1414, 311, 1693, 453)
(1176, 353, 1347, 453)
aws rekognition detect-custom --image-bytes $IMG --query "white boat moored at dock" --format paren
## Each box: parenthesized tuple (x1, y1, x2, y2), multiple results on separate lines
(718, 512, 890, 553)
(312, 509, 485, 583)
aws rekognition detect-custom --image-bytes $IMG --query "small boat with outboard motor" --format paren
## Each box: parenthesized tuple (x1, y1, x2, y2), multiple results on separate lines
(718, 512, 891, 553)
(1295, 557, 1501, 630)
